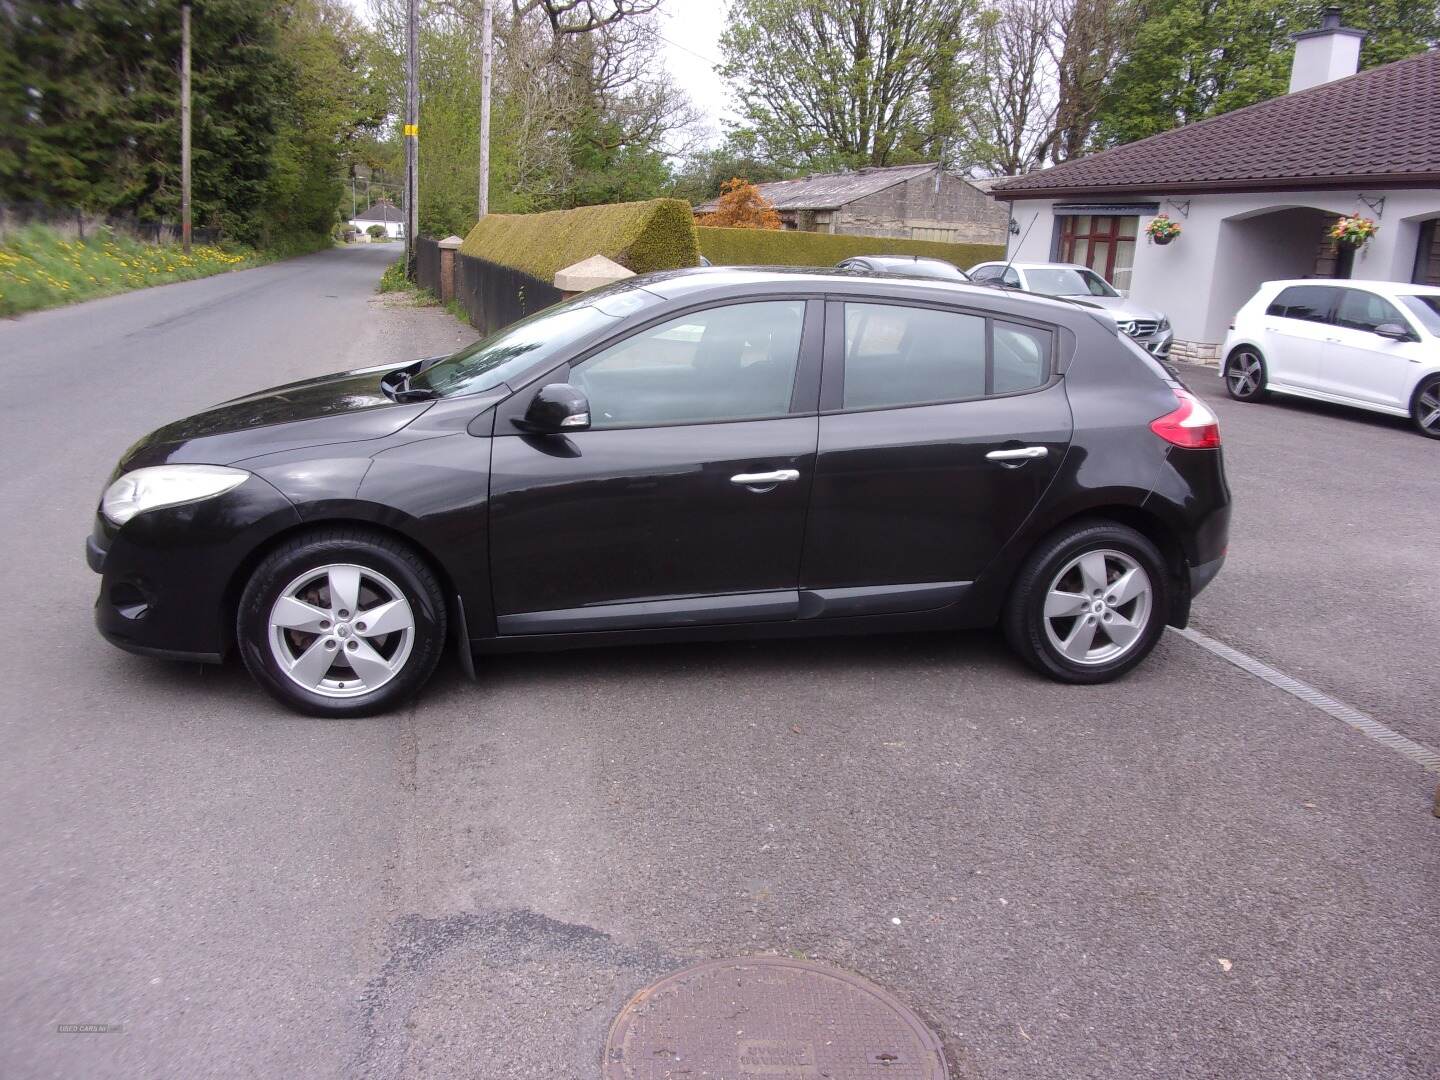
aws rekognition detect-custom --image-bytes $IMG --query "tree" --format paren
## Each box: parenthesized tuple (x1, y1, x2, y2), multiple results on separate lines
(696, 177, 782, 229)
(1094, 0, 1440, 147)
(963, 0, 1058, 175)
(718, 0, 979, 169)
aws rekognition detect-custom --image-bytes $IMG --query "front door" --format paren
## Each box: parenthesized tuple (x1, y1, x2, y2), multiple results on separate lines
(800, 300, 1071, 600)
(488, 298, 822, 632)
(1320, 287, 1425, 408)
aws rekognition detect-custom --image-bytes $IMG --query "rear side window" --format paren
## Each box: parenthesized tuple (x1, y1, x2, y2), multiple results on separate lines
(841, 303, 1050, 409)
(1334, 289, 1406, 333)
(1266, 285, 1334, 323)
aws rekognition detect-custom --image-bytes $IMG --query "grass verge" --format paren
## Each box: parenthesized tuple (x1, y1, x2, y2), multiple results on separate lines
(0, 225, 329, 317)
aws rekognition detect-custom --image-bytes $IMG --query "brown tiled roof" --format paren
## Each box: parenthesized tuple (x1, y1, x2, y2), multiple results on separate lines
(991, 49, 1440, 198)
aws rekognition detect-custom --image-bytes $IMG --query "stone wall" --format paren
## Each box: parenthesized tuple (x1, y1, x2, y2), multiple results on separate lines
(834, 174, 1010, 245)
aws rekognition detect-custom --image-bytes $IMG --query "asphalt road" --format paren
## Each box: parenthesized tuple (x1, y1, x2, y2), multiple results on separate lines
(1, 250, 1436, 1080)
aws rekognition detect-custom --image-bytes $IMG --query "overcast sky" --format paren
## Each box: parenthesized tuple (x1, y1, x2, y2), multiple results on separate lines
(343, 0, 734, 143)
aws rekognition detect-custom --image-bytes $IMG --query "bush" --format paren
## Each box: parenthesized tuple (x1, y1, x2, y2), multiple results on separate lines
(367, 224, 386, 239)
(459, 199, 700, 282)
(697, 227, 1004, 270)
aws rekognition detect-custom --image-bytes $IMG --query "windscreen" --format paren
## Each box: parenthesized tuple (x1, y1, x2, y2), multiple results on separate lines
(1026, 268, 1118, 297)
(410, 287, 658, 398)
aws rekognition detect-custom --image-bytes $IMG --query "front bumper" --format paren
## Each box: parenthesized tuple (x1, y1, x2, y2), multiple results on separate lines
(88, 477, 300, 663)
(1140, 328, 1174, 358)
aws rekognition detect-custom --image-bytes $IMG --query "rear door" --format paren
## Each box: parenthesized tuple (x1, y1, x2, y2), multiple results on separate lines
(487, 297, 823, 632)
(1321, 288, 1425, 407)
(1260, 285, 1337, 388)
(798, 299, 1071, 604)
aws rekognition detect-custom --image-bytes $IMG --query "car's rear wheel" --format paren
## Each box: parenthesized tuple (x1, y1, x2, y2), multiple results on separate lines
(1411, 375, 1440, 439)
(1224, 347, 1268, 402)
(1003, 521, 1169, 684)
(237, 528, 447, 717)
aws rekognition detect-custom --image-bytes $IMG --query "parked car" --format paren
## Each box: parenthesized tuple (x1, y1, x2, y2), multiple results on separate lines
(88, 268, 1230, 717)
(1222, 279, 1440, 438)
(836, 255, 970, 282)
(969, 260, 1174, 359)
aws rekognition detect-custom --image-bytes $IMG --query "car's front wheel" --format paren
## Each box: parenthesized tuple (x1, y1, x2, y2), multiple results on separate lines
(237, 528, 447, 717)
(1411, 375, 1440, 439)
(1224, 346, 1268, 402)
(1003, 521, 1169, 684)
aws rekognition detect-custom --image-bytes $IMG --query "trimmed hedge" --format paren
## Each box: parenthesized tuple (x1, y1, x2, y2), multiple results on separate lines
(697, 226, 1003, 271)
(459, 199, 699, 281)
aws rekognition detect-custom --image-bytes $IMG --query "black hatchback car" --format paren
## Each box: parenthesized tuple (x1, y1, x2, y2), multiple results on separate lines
(88, 268, 1229, 717)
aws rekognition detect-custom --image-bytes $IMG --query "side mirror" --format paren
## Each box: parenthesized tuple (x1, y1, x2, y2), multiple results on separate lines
(517, 382, 590, 433)
(1374, 322, 1413, 342)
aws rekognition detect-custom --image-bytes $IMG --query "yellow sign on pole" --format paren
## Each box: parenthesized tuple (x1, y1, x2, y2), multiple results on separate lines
(403, 124, 419, 138)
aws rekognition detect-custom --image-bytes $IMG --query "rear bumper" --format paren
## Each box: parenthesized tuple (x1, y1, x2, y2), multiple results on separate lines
(1189, 553, 1225, 598)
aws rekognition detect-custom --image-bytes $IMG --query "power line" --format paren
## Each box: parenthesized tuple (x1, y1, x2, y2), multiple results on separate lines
(658, 33, 722, 68)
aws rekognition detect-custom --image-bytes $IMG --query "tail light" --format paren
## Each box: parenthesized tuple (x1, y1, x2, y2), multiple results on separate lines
(1150, 389, 1221, 449)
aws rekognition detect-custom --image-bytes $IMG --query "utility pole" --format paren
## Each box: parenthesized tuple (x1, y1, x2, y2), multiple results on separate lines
(477, 0, 493, 219)
(403, 0, 419, 279)
(180, 1, 192, 255)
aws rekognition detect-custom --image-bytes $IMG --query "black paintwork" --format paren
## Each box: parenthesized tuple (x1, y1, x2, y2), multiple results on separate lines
(87, 267, 1230, 667)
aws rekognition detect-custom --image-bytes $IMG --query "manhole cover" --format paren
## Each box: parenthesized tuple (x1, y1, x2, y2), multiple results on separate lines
(604, 956, 947, 1079)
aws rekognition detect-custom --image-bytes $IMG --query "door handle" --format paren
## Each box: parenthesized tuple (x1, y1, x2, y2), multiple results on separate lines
(730, 469, 800, 486)
(985, 446, 1048, 463)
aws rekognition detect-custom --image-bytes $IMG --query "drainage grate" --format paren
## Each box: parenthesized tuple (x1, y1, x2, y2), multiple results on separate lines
(604, 956, 948, 1079)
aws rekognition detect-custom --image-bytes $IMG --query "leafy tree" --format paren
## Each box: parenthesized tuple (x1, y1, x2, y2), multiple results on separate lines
(718, 0, 979, 169)
(1094, 0, 1440, 147)
(696, 177, 782, 229)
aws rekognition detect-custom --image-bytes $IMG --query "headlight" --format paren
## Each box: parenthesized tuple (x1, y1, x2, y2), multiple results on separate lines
(1158, 316, 1171, 331)
(101, 465, 249, 526)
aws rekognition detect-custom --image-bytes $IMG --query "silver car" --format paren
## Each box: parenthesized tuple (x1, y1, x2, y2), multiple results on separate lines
(969, 261, 1174, 358)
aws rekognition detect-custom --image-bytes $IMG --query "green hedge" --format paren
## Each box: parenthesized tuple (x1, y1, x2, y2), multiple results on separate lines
(697, 226, 1003, 271)
(459, 199, 699, 281)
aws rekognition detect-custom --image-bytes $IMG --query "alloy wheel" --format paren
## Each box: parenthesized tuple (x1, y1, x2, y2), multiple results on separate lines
(1227, 351, 1263, 398)
(267, 563, 415, 698)
(1417, 382, 1440, 436)
(1042, 548, 1153, 666)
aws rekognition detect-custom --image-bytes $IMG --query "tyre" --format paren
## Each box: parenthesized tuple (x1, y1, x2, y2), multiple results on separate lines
(236, 527, 447, 717)
(1223, 346, 1268, 402)
(1411, 375, 1440, 439)
(1003, 520, 1170, 684)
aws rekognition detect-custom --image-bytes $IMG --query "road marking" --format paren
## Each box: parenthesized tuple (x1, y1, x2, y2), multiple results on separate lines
(1172, 626, 1440, 773)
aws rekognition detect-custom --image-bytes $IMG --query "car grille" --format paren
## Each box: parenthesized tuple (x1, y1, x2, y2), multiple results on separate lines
(1121, 319, 1161, 338)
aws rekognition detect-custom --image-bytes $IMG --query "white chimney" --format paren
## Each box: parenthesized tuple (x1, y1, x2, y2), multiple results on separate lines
(1289, 6, 1365, 93)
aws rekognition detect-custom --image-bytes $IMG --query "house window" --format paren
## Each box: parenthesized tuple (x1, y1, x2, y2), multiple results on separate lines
(1058, 215, 1137, 292)
(1414, 219, 1440, 286)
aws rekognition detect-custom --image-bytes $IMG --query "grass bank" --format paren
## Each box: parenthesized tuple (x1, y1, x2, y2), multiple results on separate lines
(0, 226, 330, 317)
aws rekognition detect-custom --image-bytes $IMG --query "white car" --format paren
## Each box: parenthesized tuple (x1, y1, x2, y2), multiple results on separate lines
(1222, 280, 1440, 439)
(968, 261, 1174, 358)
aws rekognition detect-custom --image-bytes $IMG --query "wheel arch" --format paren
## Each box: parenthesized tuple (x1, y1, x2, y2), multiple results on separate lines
(220, 513, 466, 659)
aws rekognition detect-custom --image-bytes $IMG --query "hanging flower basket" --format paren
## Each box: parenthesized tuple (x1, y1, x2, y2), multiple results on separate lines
(1329, 215, 1377, 251)
(1146, 214, 1182, 245)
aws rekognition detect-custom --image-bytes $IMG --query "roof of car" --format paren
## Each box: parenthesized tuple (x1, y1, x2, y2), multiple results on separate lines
(847, 255, 955, 265)
(1261, 278, 1440, 296)
(972, 261, 1090, 271)
(628, 266, 1105, 325)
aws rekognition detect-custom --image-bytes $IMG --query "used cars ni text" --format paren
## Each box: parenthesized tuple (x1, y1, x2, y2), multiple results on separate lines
(1222, 279, 1440, 438)
(89, 268, 1231, 717)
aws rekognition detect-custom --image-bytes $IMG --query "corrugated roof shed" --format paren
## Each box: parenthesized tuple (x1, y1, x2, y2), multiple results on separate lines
(697, 163, 941, 212)
(992, 49, 1440, 198)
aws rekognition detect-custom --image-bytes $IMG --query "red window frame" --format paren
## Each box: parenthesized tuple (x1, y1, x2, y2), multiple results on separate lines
(1059, 215, 1135, 281)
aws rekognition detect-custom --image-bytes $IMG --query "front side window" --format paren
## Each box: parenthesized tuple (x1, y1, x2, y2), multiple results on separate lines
(1266, 285, 1335, 324)
(842, 304, 1049, 409)
(1399, 294, 1440, 336)
(1334, 289, 1407, 334)
(570, 301, 805, 428)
